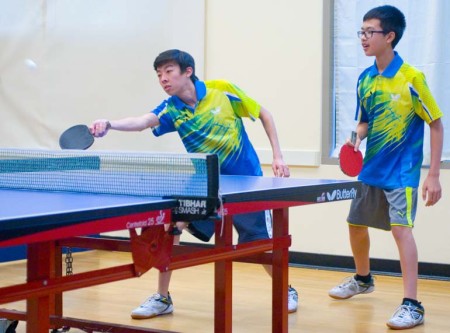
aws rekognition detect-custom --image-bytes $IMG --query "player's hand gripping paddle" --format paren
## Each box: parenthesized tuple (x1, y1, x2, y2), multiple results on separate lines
(59, 124, 94, 150)
(339, 131, 363, 177)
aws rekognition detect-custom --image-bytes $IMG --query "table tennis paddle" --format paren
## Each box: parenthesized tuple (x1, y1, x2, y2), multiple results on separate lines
(59, 124, 94, 150)
(339, 131, 363, 177)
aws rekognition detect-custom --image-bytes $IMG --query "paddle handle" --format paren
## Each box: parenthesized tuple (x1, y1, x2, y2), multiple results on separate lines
(351, 131, 357, 145)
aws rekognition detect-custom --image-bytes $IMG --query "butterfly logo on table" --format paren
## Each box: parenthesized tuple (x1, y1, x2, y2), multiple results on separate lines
(326, 191, 337, 201)
(317, 188, 358, 203)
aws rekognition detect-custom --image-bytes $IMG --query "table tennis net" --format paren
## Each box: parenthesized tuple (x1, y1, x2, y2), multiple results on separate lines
(0, 149, 219, 199)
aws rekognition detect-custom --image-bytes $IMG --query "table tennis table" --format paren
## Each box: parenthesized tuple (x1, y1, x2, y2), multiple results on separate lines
(0, 150, 361, 333)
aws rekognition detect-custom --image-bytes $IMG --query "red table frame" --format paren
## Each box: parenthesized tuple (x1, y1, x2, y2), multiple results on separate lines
(0, 205, 291, 333)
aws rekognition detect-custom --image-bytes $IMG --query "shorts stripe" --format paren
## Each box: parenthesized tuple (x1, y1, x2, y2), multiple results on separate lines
(406, 187, 413, 227)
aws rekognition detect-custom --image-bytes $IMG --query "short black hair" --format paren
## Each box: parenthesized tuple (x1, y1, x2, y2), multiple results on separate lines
(153, 49, 199, 83)
(363, 5, 406, 48)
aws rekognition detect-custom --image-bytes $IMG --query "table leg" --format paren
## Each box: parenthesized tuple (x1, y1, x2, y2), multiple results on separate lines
(214, 216, 233, 333)
(272, 208, 289, 333)
(26, 241, 56, 333)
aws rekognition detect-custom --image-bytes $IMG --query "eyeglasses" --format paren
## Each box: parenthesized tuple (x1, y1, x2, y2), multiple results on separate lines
(357, 30, 386, 39)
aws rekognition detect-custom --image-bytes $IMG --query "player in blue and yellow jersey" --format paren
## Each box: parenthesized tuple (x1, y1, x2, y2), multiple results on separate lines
(90, 49, 298, 319)
(328, 6, 444, 330)
(152, 79, 265, 176)
(355, 55, 442, 190)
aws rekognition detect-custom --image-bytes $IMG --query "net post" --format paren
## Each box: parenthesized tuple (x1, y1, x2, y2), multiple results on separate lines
(206, 154, 219, 201)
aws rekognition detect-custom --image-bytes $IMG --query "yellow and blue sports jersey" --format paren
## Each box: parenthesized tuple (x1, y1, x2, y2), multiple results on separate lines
(151, 80, 263, 176)
(355, 52, 443, 189)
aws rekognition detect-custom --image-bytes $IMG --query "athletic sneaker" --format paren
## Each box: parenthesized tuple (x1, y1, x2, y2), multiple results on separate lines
(386, 301, 425, 330)
(288, 285, 299, 313)
(131, 293, 174, 319)
(328, 276, 374, 299)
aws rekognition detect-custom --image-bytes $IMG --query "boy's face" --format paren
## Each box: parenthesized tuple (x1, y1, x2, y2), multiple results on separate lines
(360, 19, 393, 57)
(156, 61, 193, 96)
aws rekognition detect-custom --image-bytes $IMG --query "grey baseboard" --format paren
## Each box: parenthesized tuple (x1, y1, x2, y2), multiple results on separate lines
(288, 252, 450, 281)
(179, 241, 450, 281)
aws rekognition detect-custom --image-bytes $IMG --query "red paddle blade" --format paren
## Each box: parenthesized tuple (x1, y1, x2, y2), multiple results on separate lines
(339, 144, 363, 177)
(59, 124, 94, 150)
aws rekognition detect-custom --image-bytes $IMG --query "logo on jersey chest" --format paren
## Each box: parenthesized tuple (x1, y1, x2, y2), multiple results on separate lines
(210, 106, 221, 115)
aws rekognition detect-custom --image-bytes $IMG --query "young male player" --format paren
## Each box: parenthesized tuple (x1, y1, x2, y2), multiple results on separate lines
(328, 6, 444, 330)
(90, 49, 298, 319)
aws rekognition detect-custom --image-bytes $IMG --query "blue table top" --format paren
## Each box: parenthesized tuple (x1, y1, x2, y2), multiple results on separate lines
(0, 175, 360, 246)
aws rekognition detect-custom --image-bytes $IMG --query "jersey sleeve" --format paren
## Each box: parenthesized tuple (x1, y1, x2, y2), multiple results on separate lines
(409, 71, 443, 124)
(206, 80, 261, 121)
(150, 99, 176, 137)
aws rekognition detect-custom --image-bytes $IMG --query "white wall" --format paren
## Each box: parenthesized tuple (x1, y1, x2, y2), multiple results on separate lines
(205, 0, 323, 166)
(0, 0, 204, 152)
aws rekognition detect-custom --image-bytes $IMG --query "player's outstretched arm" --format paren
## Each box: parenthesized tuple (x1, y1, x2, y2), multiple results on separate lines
(258, 106, 290, 178)
(90, 113, 160, 137)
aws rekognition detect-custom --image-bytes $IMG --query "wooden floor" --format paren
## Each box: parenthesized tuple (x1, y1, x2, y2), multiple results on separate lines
(1, 250, 449, 333)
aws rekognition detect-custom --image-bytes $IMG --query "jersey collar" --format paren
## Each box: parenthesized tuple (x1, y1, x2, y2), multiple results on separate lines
(171, 80, 206, 110)
(369, 51, 403, 78)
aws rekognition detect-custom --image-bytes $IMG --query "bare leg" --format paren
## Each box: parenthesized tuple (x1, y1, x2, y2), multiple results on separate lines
(158, 222, 186, 297)
(391, 226, 418, 299)
(349, 225, 370, 275)
(157, 270, 172, 297)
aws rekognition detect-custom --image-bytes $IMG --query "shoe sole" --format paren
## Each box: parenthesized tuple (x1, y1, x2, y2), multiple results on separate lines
(328, 287, 375, 300)
(131, 310, 173, 319)
(328, 293, 354, 300)
(386, 319, 424, 330)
